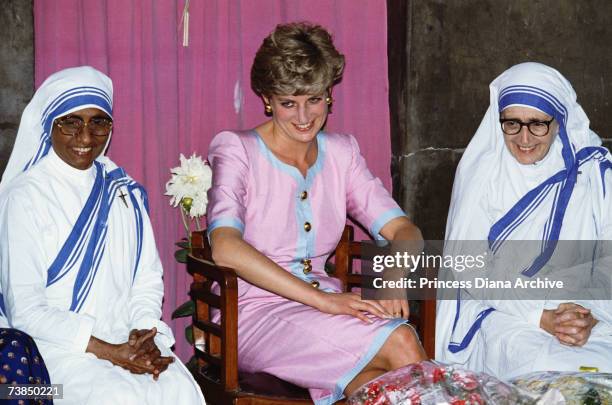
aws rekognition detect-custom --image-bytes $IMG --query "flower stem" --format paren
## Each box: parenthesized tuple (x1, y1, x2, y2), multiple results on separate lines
(195, 216, 202, 231)
(180, 206, 192, 248)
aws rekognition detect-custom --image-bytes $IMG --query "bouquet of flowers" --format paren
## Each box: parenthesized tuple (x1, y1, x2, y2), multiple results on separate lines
(347, 361, 535, 405)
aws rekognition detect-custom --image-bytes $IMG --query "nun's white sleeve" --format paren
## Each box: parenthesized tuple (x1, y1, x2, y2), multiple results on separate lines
(0, 190, 95, 353)
(126, 194, 176, 349)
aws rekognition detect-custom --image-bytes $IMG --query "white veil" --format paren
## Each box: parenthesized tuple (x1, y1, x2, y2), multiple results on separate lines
(0, 66, 114, 193)
(437, 62, 611, 364)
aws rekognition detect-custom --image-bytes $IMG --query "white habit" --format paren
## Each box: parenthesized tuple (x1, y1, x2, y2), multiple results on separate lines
(0, 66, 205, 404)
(436, 62, 612, 380)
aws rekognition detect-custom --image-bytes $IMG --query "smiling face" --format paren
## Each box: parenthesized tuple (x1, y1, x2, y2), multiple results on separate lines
(51, 107, 111, 170)
(265, 93, 329, 144)
(501, 106, 558, 165)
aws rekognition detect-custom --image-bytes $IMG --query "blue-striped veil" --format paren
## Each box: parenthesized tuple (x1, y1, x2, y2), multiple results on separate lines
(0, 66, 147, 316)
(439, 62, 612, 358)
(1, 66, 113, 190)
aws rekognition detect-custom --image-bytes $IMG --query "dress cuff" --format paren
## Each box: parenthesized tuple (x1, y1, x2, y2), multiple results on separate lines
(370, 208, 406, 240)
(207, 217, 245, 235)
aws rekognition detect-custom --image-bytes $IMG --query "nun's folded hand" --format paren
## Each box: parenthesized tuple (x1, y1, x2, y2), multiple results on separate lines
(552, 302, 598, 347)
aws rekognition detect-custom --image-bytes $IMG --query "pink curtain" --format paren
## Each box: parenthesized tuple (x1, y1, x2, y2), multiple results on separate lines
(34, 0, 391, 360)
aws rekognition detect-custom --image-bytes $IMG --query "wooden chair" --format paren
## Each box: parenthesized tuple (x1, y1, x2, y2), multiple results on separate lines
(187, 225, 436, 405)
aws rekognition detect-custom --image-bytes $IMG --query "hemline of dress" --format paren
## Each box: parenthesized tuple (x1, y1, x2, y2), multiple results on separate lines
(313, 318, 408, 405)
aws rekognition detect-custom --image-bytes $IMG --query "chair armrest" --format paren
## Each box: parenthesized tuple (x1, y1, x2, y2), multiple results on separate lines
(187, 253, 239, 289)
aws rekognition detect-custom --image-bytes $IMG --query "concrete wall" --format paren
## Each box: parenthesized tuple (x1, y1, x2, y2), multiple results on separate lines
(388, 0, 612, 239)
(0, 0, 33, 177)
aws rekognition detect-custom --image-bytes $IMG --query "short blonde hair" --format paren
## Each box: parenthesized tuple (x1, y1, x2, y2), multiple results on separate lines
(251, 22, 345, 97)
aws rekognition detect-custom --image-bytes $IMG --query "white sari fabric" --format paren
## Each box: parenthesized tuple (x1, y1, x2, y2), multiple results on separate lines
(0, 67, 204, 404)
(436, 62, 612, 379)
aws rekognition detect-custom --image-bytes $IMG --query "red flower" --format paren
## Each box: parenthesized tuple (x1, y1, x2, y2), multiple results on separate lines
(433, 367, 446, 383)
(467, 393, 484, 404)
(452, 371, 479, 391)
(384, 383, 399, 391)
(366, 382, 381, 396)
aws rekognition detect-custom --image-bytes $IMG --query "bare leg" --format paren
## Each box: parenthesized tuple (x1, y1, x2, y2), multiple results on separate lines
(344, 325, 427, 396)
(344, 368, 386, 395)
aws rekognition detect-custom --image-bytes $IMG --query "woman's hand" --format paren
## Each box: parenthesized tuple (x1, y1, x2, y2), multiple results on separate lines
(376, 217, 419, 321)
(540, 302, 598, 346)
(128, 328, 160, 361)
(315, 292, 393, 323)
(552, 303, 598, 346)
(127, 328, 174, 380)
(377, 299, 410, 319)
(87, 330, 174, 379)
(110, 343, 169, 377)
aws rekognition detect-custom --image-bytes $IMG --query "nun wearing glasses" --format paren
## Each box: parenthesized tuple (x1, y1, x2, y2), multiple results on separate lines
(0, 66, 204, 404)
(436, 62, 612, 379)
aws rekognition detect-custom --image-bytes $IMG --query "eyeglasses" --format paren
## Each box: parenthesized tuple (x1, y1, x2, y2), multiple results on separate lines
(499, 118, 554, 137)
(54, 116, 113, 137)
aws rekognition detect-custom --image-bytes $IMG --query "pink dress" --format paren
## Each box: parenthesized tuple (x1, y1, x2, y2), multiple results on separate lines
(207, 130, 408, 404)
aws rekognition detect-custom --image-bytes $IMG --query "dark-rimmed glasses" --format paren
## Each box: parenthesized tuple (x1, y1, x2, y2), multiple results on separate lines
(499, 118, 554, 137)
(55, 116, 113, 137)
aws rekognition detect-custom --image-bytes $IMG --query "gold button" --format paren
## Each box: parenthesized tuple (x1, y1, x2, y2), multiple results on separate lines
(300, 190, 308, 200)
(304, 222, 312, 232)
(303, 263, 312, 274)
(301, 258, 311, 265)
(311, 280, 320, 288)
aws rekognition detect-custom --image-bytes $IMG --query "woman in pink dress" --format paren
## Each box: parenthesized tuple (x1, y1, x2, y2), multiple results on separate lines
(206, 22, 427, 404)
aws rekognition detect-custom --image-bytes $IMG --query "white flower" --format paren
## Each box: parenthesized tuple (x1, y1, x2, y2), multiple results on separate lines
(165, 153, 212, 218)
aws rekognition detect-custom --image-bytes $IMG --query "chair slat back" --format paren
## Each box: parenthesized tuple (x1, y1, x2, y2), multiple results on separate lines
(188, 230, 239, 391)
(333, 226, 362, 291)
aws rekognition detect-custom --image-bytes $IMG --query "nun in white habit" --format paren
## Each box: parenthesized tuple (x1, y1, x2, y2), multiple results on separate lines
(436, 62, 612, 380)
(0, 66, 204, 404)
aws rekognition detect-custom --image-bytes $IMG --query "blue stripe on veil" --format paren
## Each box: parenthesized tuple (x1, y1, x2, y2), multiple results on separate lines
(24, 87, 113, 172)
(47, 162, 105, 286)
(39, 161, 147, 313)
(489, 88, 575, 277)
(69, 167, 147, 312)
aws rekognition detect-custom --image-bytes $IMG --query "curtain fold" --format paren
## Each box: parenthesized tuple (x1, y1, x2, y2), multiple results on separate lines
(34, 0, 391, 360)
